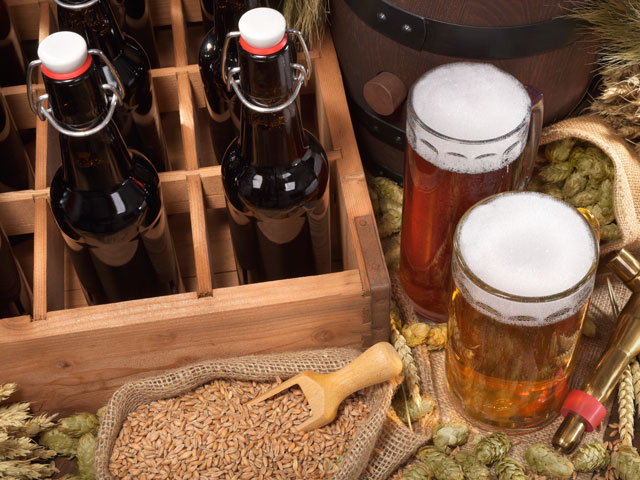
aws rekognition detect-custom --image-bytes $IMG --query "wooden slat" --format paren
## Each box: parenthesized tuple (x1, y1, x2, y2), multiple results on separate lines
(33, 1, 51, 190)
(186, 173, 214, 296)
(177, 72, 200, 170)
(1, 270, 368, 413)
(169, 0, 189, 67)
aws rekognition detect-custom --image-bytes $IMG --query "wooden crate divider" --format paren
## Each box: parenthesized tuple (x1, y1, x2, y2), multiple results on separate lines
(0, 0, 389, 413)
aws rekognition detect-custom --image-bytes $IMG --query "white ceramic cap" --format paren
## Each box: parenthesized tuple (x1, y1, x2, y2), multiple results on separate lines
(238, 7, 286, 49)
(38, 31, 88, 74)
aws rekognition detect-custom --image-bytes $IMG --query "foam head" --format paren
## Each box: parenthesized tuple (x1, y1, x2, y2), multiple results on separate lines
(407, 62, 531, 174)
(455, 192, 598, 323)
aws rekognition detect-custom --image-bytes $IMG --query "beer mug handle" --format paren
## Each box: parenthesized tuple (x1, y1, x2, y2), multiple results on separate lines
(518, 86, 544, 190)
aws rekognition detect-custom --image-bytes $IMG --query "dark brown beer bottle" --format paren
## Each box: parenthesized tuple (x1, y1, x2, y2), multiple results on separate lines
(35, 31, 182, 305)
(57, 0, 169, 172)
(221, 8, 330, 284)
(123, 0, 159, 68)
(200, 0, 213, 33)
(198, 0, 263, 164)
(0, 90, 34, 192)
(0, 0, 26, 87)
(0, 222, 32, 318)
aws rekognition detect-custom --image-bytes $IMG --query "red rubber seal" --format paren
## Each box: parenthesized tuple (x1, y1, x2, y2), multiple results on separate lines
(239, 34, 287, 55)
(560, 389, 607, 432)
(41, 55, 92, 80)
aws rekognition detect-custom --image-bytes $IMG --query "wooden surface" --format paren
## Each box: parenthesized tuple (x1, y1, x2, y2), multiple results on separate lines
(0, 0, 389, 415)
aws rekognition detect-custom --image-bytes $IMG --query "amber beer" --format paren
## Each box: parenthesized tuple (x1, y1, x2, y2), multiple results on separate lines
(399, 62, 542, 322)
(446, 192, 599, 430)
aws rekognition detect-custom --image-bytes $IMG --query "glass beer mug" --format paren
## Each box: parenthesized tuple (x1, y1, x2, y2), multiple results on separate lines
(400, 62, 543, 322)
(446, 191, 600, 431)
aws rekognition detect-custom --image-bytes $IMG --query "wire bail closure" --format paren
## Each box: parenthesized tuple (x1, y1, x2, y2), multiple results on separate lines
(26, 49, 124, 138)
(221, 29, 312, 114)
(51, 0, 100, 10)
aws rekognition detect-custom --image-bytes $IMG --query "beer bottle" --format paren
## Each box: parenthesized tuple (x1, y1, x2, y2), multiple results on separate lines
(0, 222, 32, 318)
(123, 0, 160, 69)
(221, 8, 330, 284)
(198, 0, 263, 164)
(57, 0, 170, 172)
(0, 0, 26, 87)
(32, 31, 183, 305)
(0, 90, 34, 192)
(200, 0, 213, 34)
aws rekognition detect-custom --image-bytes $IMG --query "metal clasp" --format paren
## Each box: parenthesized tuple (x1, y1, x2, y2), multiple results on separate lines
(221, 29, 312, 114)
(26, 49, 124, 138)
(51, 0, 100, 10)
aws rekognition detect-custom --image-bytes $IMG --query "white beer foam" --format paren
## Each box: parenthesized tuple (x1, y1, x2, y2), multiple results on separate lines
(407, 62, 531, 174)
(455, 192, 598, 325)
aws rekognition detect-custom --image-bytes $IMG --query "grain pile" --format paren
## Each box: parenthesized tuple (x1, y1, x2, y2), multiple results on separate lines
(108, 378, 369, 479)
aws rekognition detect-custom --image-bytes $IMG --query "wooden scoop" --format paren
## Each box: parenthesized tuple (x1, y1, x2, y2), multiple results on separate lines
(247, 342, 403, 432)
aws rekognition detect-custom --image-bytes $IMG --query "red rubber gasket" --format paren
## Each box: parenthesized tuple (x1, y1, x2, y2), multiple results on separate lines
(239, 34, 287, 56)
(41, 55, 92, 80)
(560, 389, 607, 432)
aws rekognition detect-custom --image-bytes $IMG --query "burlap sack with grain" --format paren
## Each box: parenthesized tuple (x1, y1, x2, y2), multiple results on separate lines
(95, 348, 406, 480)
(540, 115, 640, 255)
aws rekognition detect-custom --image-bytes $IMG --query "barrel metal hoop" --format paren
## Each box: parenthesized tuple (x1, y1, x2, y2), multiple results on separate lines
(349, 97, 405, 151)
(343, 0, 582, 59)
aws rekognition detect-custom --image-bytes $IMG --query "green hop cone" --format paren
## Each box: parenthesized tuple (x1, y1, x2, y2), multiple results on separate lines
(402, 323, 430, 348)
(452, 450, 490, 480)
(77, 433, 95, 480)
(539, 161, 575, 183)
(612, 445, 640, 480)
(568, 145, 594, 173)
(562, 171, 588, 198)
(525, 444, 574, 479)
(587, 203, 615, 226)
(495, 457, 527, 480)
(416, 446, 464, 480)
(545, 138, 577, 163)
(432, 422, 469, 453)
(58, 413, 99, 438)
(371, 176, 404, 205)
(474, 432, 510, 465)
(392, 395, 435, 424)
(539, 182, 563, 200)
(601, 223, 622, 242)
(39, 428, 79, 458)
(569, 187, 600, 207)
(571, 440, 610, 472)
(584, 146, 613, 182)
(377, 210, 402, 238)
(401, 461, 434, 480)
(426, 324, 446, 351)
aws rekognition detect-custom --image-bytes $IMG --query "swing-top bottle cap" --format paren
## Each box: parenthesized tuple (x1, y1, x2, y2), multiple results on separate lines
(238, 7, 287, 52)
(38, 31, 90, 79)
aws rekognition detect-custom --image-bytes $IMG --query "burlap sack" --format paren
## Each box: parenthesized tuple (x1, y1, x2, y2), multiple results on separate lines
(95, 348, 400, 480)
(539, 115, 640, 255)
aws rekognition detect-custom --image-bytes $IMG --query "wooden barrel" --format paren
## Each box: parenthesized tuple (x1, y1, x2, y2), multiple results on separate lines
(329, 0, 598, 179)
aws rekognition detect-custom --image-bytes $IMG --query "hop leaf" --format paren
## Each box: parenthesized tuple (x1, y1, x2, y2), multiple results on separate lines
(416, 446, 464, 480)
(402, 323, 430, 347)
(452, 450, 490, 480)
(539, 161, 574, 183)
(562, 171, 588, 198)
(371, 176, 404, 205)
(77, 433, 95, 480)
(402, 461, 434, 480)
(572, 440, 610, 472)
(58, 413, 99, 438)
(545, 138, 577, 163)
(474, 432, 510, 464)
(432, 422, 469, 453)
(495, 457, 528, 480)
(525, 444, 574, 479)
(612, 445, 640, 480)
(39, 428, 79, 458)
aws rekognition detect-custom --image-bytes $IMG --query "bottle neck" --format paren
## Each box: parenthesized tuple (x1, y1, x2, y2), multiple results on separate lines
(43, 65, 132, 190)
(237, 39, 306, 167)
(58, 0, 126, 59)
(214, 0, 262, 45)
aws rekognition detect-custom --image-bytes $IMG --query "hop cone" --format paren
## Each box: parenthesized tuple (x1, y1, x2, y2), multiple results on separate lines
(401, 461, 434, 480)
(402, 323, 430, 347)
(539, 161, 574, 183)
(432, 422, 469, 453)
(495, 457, 527, 480)
(612, 445, 640, 480)
(452, 450, 490, 480)
(562, 171, 588, 198)
(417, 446, 464, 480)
(475, 432, 510, 464)
(525, 444, 574, 479)
(545, 138, 577, 163)
(393, 395, 434, 424)
(77, 433, 95, 480)
(371, 176, 404, 205)
(39, 428, 79, 458)
(426, 324, 447, 351)
(58, 413, 99, 438)
(572, 440, 610, 472)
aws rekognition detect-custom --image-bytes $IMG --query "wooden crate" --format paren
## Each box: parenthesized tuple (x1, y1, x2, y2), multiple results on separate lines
(0, 0, 389, 414)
